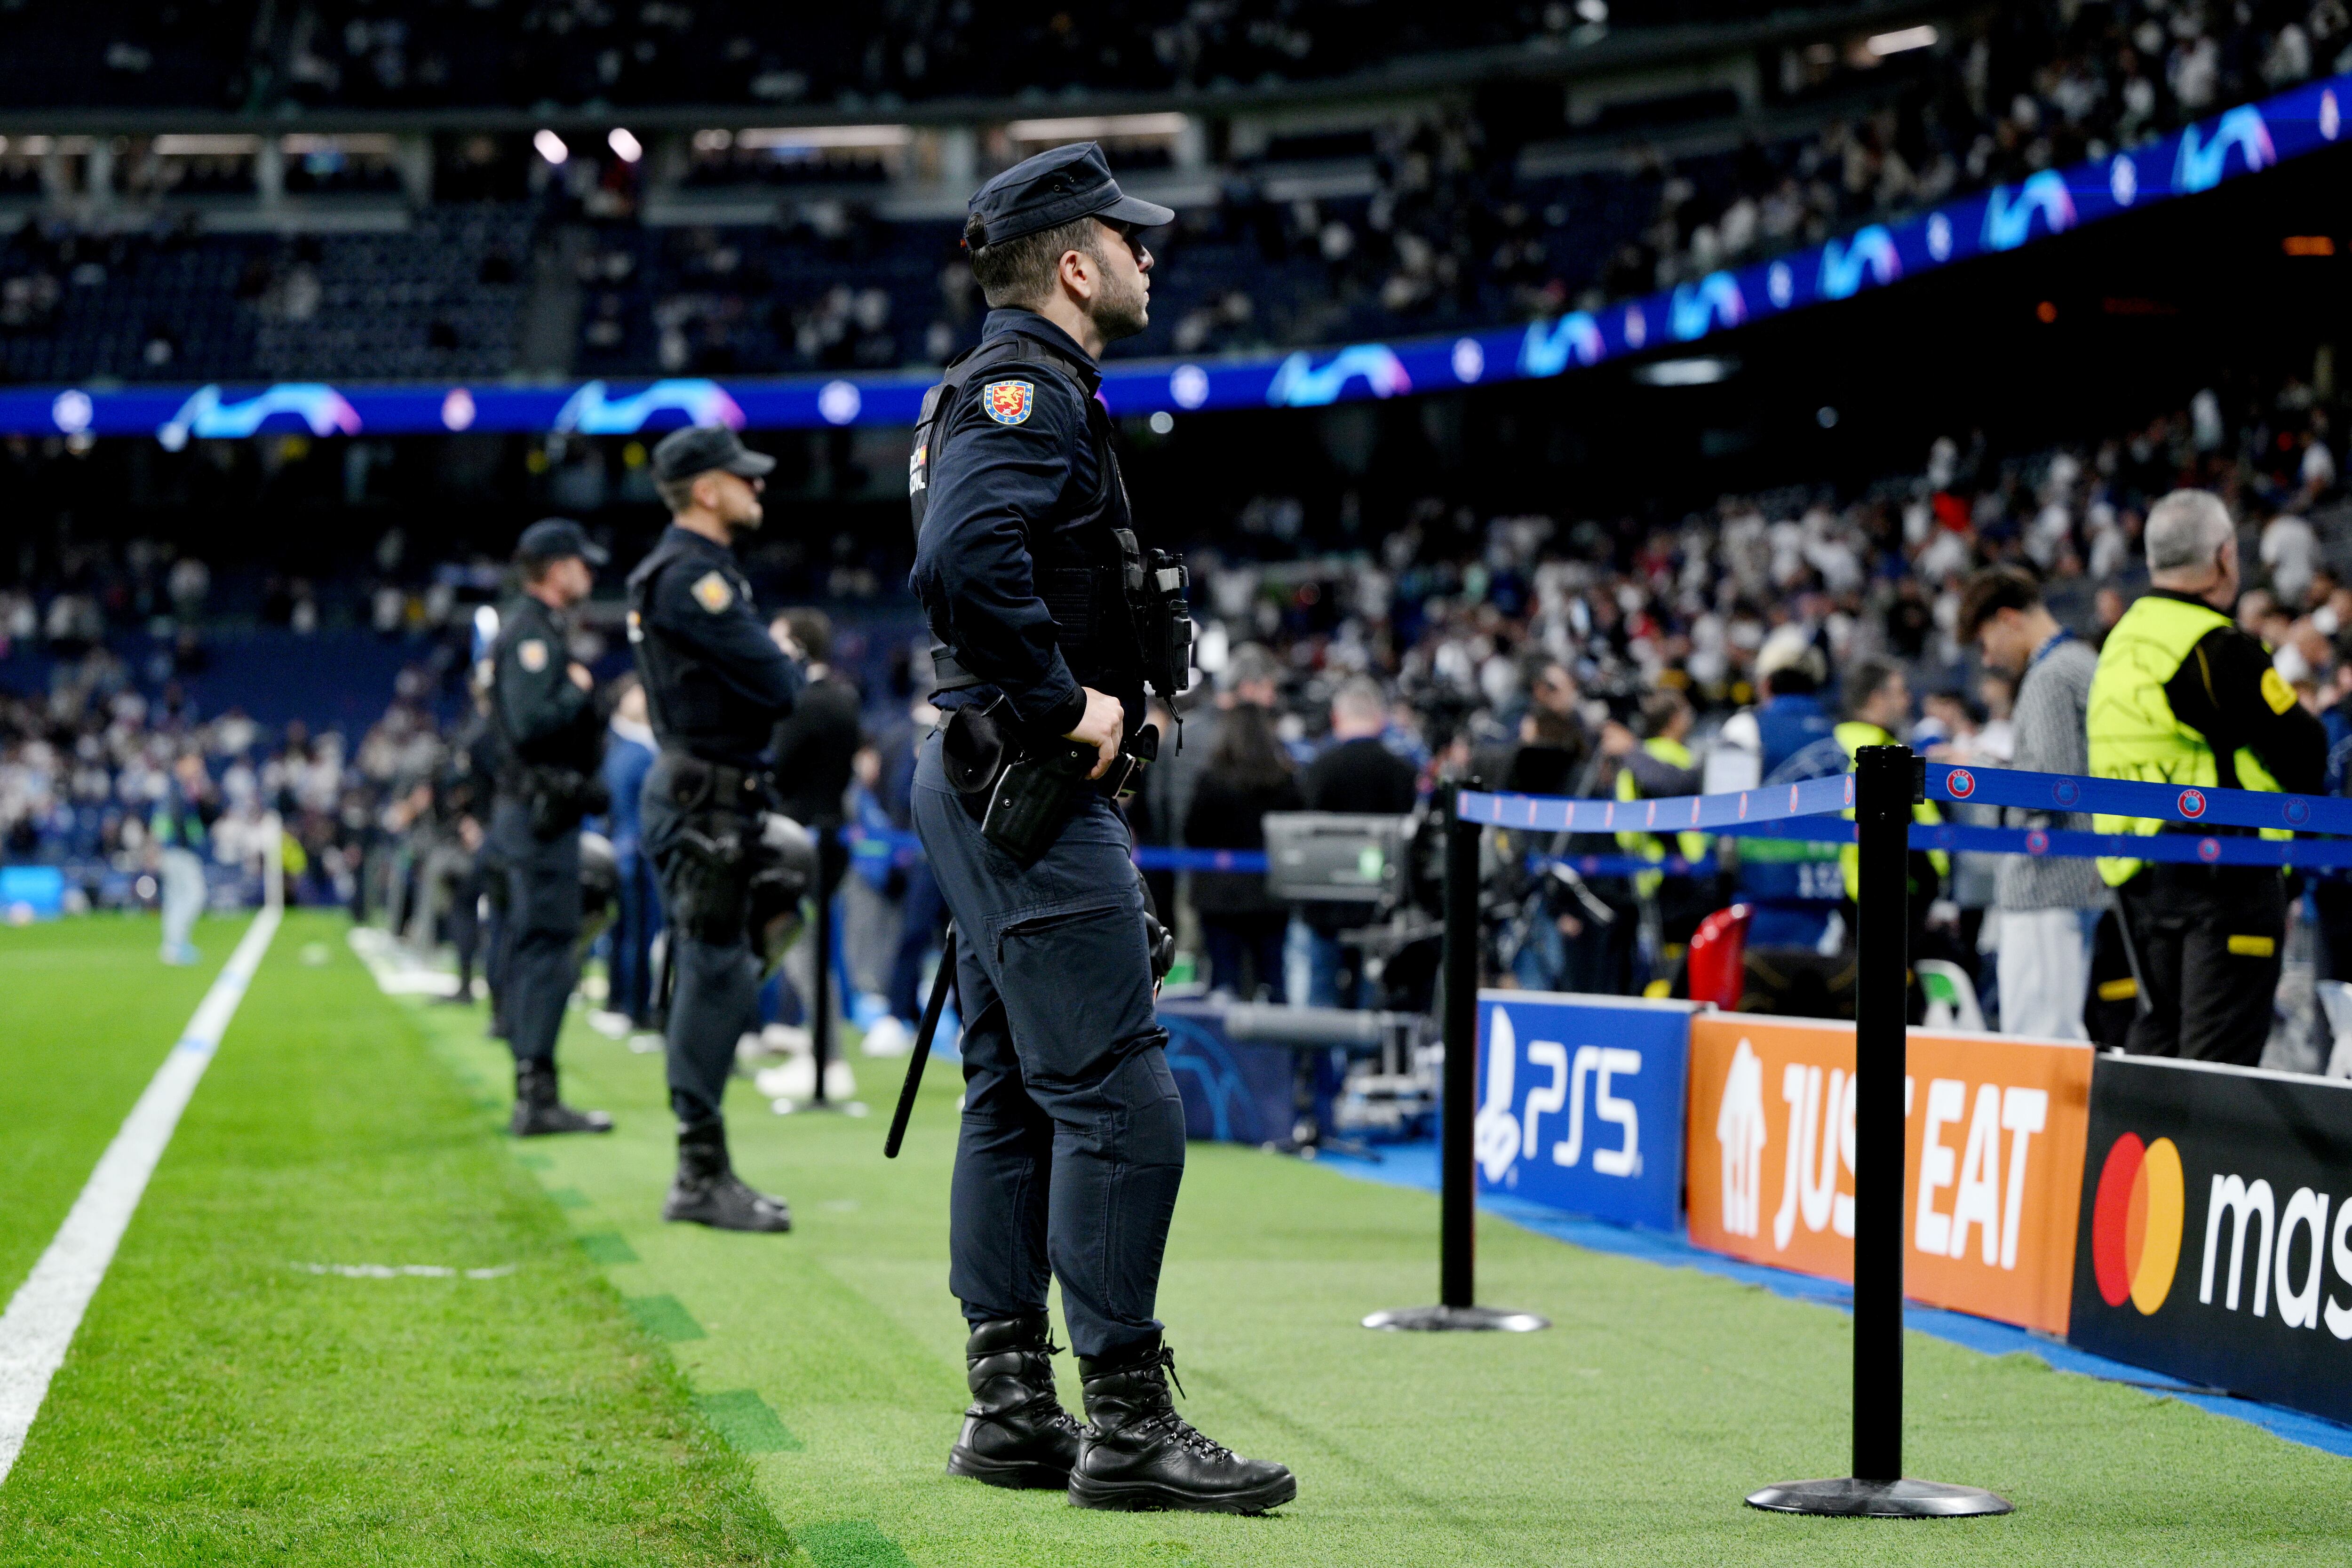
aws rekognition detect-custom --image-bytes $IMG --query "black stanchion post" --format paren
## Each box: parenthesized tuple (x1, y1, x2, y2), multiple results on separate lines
(1363, 781, 1549, 1334)
(1747, 745, 2011, 1519)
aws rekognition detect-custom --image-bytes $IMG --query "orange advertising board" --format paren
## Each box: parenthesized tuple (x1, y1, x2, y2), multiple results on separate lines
(1684, 1013, 2093, 1335)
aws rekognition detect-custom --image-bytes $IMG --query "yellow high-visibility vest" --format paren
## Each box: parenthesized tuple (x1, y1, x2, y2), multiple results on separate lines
(1615, 736, 1709, 895)
(2086, 592, 2288, 886)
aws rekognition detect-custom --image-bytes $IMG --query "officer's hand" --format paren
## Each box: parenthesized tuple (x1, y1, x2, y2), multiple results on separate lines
(1065, 687, 1125, 780)
(566, 662, 593, 692)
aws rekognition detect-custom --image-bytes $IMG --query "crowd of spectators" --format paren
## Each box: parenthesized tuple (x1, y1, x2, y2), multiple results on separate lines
(11, 357, 2346, 1061)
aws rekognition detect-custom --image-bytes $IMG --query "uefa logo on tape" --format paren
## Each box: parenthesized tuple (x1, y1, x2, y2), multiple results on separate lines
(2285, 797, 2311, 827)
(2198, 838, 2222, 863)
(2178, 788, 2208, 818)
(2053, 779, 2081, 806)
(1948, 768, 1977, 799)
(2026, 829, 2050, 855)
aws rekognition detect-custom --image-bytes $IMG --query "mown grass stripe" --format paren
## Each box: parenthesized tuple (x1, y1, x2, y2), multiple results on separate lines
(692, 1389, 804, 1453)
(577, 1231, 639, 1265)
(625, 1294, 706, 1342)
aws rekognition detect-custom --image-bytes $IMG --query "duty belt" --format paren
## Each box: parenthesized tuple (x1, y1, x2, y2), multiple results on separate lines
(664, 751, 773, 814)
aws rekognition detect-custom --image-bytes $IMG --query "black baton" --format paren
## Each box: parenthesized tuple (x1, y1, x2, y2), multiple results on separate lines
(884, 924, 958, 1159)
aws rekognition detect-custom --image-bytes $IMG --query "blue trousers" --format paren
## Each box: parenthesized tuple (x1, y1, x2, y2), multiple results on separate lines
(911, 731, 1184, 1360)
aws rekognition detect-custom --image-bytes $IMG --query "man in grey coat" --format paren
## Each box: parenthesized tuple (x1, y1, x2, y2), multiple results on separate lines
(1960, 565, 2108, 1039)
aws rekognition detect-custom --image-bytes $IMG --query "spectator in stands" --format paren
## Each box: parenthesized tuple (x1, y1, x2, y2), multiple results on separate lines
(1296, 675, 1421, 1007)
(1960, 565, 2105, 1040)
(1184, 702, 1302, 1002)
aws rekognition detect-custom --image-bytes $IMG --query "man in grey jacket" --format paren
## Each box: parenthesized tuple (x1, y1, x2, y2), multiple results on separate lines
(1961, 566, 2107, 1039)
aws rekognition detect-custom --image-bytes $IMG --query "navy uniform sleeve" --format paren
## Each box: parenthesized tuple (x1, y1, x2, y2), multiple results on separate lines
(497, 617, 590, 748)
(911, 369, 1088, 735)
(644, 560, 803, 718)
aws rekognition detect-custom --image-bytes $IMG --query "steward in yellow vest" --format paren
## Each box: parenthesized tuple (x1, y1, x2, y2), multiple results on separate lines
(2085, 489, 2325, 1064)
(1606, 688, 1712, 960)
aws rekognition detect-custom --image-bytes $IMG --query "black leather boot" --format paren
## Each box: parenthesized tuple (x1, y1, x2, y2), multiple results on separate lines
(661, 1119, 791, 1232)
(945, 1314, 1084, 1488)
(1068, 1337, 1295, 1514)
(510, 1059, 613, 1137)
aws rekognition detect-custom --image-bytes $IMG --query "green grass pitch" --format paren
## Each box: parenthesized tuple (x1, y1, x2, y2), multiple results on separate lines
(2, 909, 2348, 1565)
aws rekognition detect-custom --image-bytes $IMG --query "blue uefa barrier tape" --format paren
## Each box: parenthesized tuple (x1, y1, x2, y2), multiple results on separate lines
(1717, 815, 2352, 868)
(838, 822, 1268, 875)
(1923, 761, 2352, 836)
(1459, 776, 1852, 833)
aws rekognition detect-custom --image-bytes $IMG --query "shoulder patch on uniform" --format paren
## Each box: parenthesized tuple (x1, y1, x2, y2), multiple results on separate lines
(516, 638, 548, 673)
(2261, 665, 2296, 714)
(982, 380, 1034, 426)
(692, 571, 734, 613)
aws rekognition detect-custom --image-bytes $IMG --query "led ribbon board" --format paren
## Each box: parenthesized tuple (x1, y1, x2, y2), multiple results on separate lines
(9, 73, 2348, 440)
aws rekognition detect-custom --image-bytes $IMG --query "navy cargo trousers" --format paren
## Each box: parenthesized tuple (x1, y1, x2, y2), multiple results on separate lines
(910, 729, 1185, 1361)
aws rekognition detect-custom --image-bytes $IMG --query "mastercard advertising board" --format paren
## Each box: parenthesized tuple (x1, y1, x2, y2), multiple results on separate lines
(2067, 1056, 2352, 1425)
(1685, 1014, 2094, 1335)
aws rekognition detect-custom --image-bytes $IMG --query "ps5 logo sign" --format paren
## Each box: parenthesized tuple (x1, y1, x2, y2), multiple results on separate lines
(1475, 1007, 1642, 1185)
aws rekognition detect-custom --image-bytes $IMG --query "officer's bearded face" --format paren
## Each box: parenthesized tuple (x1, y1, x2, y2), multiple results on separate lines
(703, 470, 765, 533)
(1085, 221, 1152, 343)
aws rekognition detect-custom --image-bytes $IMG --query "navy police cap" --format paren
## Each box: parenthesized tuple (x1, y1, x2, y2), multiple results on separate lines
(967, 141, 1175, 250)
(651, 423, 777, 484)
(515, 516, 609, 566)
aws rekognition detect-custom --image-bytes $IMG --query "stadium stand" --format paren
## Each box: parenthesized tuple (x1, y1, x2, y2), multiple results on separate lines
(0, 2, 2333, 383)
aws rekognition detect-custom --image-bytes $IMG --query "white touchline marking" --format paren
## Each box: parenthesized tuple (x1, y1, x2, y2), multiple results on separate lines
(290, 1263, 518, 1280)
(0, 906, 282, 1485)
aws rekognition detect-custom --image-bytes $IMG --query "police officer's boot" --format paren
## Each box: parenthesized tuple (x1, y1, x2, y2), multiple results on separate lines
(661, 1119, 791, 1232)
(1067, 1336, 1295, 1514)
(945, 1314, 1084, 1488)
(510, 1059, 613, 1137)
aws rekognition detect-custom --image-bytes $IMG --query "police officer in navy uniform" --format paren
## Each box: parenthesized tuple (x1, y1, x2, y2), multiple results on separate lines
(489, 517, 615, 1136)
(910, 142, 1294, 1514)
(629, 426, 809, 1232)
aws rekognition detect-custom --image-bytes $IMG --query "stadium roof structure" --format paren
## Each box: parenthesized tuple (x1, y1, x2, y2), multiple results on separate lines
(8, 66, 2340, 442)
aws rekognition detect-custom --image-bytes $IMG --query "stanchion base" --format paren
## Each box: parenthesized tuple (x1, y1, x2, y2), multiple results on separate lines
(1360, 1305, 1550, 1332)
(1745, 1477, 2013, 1518)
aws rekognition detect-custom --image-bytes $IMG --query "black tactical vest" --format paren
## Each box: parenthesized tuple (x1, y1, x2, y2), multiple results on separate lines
(909, 331, 1142, 699)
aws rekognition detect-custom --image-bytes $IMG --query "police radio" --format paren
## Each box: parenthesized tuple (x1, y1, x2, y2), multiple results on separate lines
(1115, 528, 1192, 706)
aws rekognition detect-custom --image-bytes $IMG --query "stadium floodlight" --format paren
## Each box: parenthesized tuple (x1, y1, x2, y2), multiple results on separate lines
(1867, 24, 1938, 56)
(533, 129, 568, 166)
(608, 128, 643, 163)
(1631, 356, 1738, 386)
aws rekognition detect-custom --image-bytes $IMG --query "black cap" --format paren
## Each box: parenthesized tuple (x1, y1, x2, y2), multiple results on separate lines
(651, 424, 776, 485)
(966, 141, 1176, 250)
(515, 516, 608, 566)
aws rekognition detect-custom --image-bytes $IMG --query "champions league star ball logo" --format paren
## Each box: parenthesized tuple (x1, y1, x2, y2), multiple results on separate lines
(2178, 788, 2208, 819)
(1947, 768, 1977, 799)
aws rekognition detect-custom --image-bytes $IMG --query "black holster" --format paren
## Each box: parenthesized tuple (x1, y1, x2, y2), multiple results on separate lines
(942, 705, 1159, 866)
(521, 765, 610, 838)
